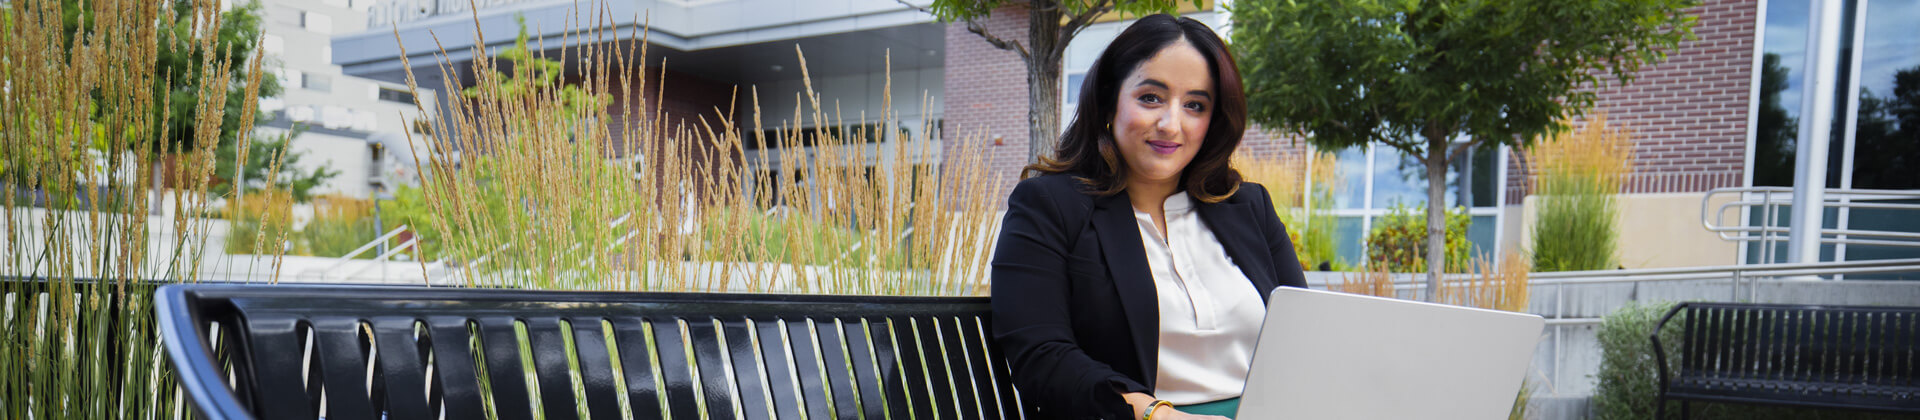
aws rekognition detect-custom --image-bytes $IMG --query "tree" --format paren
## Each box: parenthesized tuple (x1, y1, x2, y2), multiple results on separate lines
(1232, 0, 1696, 298)
(63, 0, 284, 209)
(909, 0, 1193, 163)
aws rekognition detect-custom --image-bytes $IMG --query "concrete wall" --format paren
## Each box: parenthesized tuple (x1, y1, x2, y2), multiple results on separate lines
(1514, 192, 1744, 269)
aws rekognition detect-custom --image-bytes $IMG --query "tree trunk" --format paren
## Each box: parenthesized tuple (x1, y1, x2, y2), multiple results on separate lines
(1026, 4, 1065, 163)
(1423, 130, 1448, 301)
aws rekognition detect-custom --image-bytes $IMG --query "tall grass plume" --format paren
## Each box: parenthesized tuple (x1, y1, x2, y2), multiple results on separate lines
(2, 0, 272, 417)
(1530, 113, 1634, 272)
(395, 9, 1000, 295)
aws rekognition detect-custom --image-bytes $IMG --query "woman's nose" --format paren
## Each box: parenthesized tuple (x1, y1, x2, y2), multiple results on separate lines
(1155, 107, 1180, 134)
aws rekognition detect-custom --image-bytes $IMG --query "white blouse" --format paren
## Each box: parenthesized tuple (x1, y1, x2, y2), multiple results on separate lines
(1132, 191, 1266, 405)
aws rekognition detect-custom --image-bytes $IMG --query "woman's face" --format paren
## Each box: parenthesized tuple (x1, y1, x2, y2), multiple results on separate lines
(1110, 39, 1214, 188)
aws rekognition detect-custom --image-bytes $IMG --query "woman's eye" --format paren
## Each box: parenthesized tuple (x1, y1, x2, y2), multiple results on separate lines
(1137, 94, 1162, 104)
(1185, 102, 1208, 112)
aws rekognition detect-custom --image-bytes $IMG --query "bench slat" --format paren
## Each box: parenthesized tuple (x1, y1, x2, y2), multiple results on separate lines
(724, 319, 776, 420)
(425, 316, 487, 419)
(885, 316, 938, 418)
(652, 318, 706, 418)
(815, 318, 866, 419)
(312, 317, 377, 420)
(911, 316, 962, 419)
(976, 316, 1028, 420)
(758, 318, 808, 420)
(370, 316, 432, 419)
(689, 317, 743, 420)
(567, 317, 626, 420)
(478, 315, 536, 420)
(786, 318, 839, 419)
(526, 316, 582, 420)
(939, 315, 986, 420)
(843, 318, 892, 419)
(868, 317, 919, 419)
(611, 316, 667, 418)
(243, 314, 318, 419)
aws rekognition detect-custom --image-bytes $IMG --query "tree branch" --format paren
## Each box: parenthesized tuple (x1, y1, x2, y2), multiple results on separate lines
(896, 0, 1030, 62)
(1446, 136, 1489, 162)
(1058, 0, 1116, 55)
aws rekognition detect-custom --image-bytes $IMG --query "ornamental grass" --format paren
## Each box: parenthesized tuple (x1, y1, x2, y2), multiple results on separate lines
(1530, 113, 1634, 272)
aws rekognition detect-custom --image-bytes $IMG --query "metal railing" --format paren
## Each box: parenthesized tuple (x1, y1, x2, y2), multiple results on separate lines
(1527, 257, 1920, 396)
(1701, 187, 1920, 265)
(296, 224, 438, 282)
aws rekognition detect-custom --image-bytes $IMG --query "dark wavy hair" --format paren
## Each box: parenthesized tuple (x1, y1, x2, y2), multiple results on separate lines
(1023, 14, 1247, 203)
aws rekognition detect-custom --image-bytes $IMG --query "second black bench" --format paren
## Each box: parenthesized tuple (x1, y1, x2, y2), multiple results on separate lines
(1651, 301, 1920, 419)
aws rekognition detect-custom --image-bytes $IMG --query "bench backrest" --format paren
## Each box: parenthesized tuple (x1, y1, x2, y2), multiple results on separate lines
(1655, 302, 1919, 403)
(157, 284, 1035, 420)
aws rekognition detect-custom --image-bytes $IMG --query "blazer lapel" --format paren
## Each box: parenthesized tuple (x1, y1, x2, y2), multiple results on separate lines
(1197, 197, 1279, 302)
(1091, 192, 1159, 384)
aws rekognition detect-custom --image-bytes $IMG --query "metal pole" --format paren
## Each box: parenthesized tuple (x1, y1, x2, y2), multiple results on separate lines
(1787, 0, 1845, 265)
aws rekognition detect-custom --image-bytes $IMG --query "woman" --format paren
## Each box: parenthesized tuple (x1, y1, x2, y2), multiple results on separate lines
(990, 14, 1308, 420)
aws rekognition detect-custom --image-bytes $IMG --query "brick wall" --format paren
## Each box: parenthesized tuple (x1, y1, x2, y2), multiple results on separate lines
(604, 67, 739, 153)
(604, 65, 743, 197)
(1506, 0, 1757, 204)
(942, 4, 1035, 200)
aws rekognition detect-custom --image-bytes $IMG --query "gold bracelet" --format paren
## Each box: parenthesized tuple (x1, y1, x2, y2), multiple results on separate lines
(1143, 399, 1174, 420)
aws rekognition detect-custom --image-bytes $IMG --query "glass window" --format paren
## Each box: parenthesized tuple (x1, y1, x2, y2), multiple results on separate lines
(1331, 146, 1367, 209)
(1847, 0, 1919, 189)
(1370, 147, 1458, 209)
(378, 87, 415, 104)
(1752, 0, 1810, 187)
(1333, 216, 1365, 267)
(1065, 73, 1086, 105)
(1319, 142, 1505, 270)
(302, 73, 331, 92)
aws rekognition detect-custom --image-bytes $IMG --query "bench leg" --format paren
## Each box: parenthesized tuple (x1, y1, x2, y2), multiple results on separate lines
(1680, 400, 1691, 420)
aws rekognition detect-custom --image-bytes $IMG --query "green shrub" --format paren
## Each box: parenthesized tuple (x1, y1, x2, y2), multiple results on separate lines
(1364, 203, 1471, 273)
(1592, 302, 1909, 420)
(302, 211, 377, 258)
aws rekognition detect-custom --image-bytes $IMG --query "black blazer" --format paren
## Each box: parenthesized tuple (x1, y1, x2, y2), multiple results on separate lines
(990, 174, 1308, 419)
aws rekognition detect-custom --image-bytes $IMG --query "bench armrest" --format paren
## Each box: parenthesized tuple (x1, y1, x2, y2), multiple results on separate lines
(1648, 302, 1689, 399)
(156, 284, 256, 420)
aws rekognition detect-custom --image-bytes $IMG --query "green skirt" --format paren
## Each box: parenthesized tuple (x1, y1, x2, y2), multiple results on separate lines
(1175, 397, 1240, 418)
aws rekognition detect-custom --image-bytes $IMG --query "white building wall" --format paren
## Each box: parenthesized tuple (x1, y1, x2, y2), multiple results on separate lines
(255, 0, 437, 198)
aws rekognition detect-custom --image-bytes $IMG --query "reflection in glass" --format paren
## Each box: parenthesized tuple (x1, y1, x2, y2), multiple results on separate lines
(1849, 0, 1919, 189)
(1333, 146, 1367, 209)
(1371, 147, 1458, 208)
(1753, 0, 1809, 187)
(1333, 216, 1365, 267)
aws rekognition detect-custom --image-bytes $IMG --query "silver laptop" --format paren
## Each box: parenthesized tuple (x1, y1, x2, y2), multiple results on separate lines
(1236, 287, 1544, 420)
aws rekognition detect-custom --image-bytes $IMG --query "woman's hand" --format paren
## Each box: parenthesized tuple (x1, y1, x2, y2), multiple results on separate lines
(1153, 409, 1231, 420)
(1121, 392, 1232, 420)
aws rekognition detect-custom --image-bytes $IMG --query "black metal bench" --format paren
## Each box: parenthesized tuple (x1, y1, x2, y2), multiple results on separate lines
(1650, 302, 1920, 419)
(156, 283, 1037, 420)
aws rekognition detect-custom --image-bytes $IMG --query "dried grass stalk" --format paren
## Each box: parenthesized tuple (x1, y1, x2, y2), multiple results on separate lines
(1335, 266, 1397, 298)
(3, 0, 268, 416)
(396, 8, 1000, 295)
